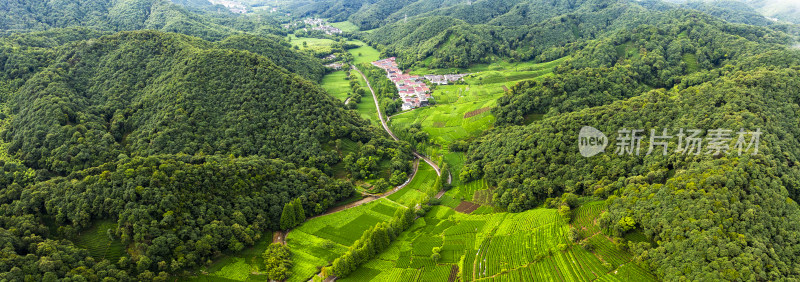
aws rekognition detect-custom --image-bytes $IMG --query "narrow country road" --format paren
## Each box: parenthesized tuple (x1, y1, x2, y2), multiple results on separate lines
(274, 65, 452, 246)
(351, 65, 452, 186)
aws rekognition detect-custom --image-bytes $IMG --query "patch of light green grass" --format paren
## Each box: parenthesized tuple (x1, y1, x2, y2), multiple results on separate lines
(348, 41, 380, 65)
(288, 34, 336, 53)
(330, 21, 360, 32)
(183, 232, 273, 281)
(287, 199, 404, 282)
(74, 220, 126, 263)
(387, 164, 437, 205)
(320, 70, 351, 101)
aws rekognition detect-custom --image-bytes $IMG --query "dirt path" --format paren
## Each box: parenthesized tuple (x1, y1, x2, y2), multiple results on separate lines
(272, 230, 285, 245)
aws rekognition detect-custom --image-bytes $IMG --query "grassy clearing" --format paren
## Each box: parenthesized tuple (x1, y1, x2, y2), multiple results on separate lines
(287, 34, 336, 53)
(330, 21, 360, 32)
(683, 53, 699, 73)
(286, 199, 405, 282)
(74, 220, 126, 263)
(351, 65, 381, 125)
(320, 70, 351, 101)
(348, 42, 380, 65)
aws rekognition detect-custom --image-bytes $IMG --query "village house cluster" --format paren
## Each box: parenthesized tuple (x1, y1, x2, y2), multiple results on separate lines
(372, 57, 432, 111)
(304, 18, 342, 35)
(282, 18, 343, 35)
(312, 25, 342, 35)
(209, 0, 247, 14)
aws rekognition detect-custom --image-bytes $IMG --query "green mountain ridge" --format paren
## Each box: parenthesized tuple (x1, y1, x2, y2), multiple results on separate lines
(0, 0, 283, 40)
(5, 30, 372, 174)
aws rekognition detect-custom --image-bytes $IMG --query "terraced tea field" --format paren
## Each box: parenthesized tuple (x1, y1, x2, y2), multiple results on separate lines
(387, 164, 438, 205)
(339, 202, 656, 282)
(181, 233, 274, 281)
(286, 199, 405, 282)
(320, 70, 351, 101)
(572, 201, 607, 239)
(74, 220, 126, 263)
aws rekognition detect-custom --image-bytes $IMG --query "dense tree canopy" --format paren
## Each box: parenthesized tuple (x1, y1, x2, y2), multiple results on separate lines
(3, 31, 380, 175)
(0, 0, 284, 40)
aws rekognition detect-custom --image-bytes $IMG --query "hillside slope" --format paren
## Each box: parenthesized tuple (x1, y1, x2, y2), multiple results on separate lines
(4, 31, 374, 174)
(0, 0, 282, 40)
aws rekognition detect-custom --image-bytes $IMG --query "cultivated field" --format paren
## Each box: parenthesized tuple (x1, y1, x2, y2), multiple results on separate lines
(388, 58, 566, 179)
(348, 42, 380, 65)
(287, 34, 337, 53)
(330, 21, 360, 33)
(320, 70, 351, 101)
(386, 164, 438, 205)
(74, 220, 126, 263)
(338, 202, 656, 282)
(286, 199, 405, 282)
(182, 233, 273, 281)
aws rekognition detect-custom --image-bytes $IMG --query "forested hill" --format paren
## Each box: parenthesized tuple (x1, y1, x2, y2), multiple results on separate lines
(0, 0, 331, 81)
(468, 66, 800, 280)
(216, 34, 327, 81)
(291, 0, 794, 69)
(0, 0, 283, 40)
(364, 0, 649, 68)
(4, 30, 369, 175)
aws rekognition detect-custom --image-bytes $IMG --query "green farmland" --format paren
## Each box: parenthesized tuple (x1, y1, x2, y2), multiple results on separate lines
(391, 58, 565, 149)
(349, 43, 381, 65)
(386, 164, 438, 205)
(74, 220, 126, 263)
(330, 21, 360, 32)
(339, 202, 656, 282)
(320, 70, 351, 101)
(288, 34, 337, 53)
(389, 58, 566, 185)
(286, 199, 405, 282)
(320, 68, 380, 125)
(182, 234, 274, 281)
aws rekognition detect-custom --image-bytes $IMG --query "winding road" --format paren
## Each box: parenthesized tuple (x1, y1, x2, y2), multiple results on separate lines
(352, 65, 452, 185)
(273, 65, 452, 246)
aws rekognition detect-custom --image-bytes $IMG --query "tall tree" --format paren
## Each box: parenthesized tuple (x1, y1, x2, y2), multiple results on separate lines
(293, 198, 306, 223)
(280, 202, 296, 231)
